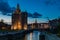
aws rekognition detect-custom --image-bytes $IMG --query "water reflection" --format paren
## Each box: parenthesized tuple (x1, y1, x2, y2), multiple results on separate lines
(25, 31, 40, 40)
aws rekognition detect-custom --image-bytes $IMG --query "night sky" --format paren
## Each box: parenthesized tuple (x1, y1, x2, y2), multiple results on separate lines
(0, 0, 60, 24)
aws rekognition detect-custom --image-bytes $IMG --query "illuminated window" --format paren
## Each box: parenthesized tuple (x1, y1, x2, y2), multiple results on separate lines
(2, 27, 6, 29)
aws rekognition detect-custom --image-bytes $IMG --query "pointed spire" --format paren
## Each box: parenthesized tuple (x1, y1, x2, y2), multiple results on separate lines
(35, 18, 37, 23)
(16, 4, 20, 10)
(15, 3, 21, 14)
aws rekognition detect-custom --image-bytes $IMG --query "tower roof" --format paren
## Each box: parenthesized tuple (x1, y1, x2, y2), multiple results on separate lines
(15, 4, 21, 14)
(16, 4, 20, 10)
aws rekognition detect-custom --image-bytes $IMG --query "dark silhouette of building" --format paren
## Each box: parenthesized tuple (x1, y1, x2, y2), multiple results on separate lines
(0, 19, 11, 30)
(32, 19, 38, 29)
(21, 12, 27, 30)
(11, 4, 27, 30)
(49, 19, 58, 29)
(28, 19, 49, 30)
(11, 4, 22, 30)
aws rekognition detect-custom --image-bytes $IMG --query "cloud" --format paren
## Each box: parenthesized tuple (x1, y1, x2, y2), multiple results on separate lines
(44, 0, 57, 6)
(44, 0, 60, 10)
(27, 12, 42, 18)
(32, 12, 42, 18)
(6, 13, 12, 16)
(28, 13, 33, 18)
(0, 0, 15, 15)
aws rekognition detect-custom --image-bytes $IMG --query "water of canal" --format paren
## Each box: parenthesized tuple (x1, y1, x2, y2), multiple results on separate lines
(25, 31, 40, 40)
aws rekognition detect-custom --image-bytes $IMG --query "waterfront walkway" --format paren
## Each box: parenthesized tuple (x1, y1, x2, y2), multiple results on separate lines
(0, 30, 60, 40)
(45, 34, 60, 40)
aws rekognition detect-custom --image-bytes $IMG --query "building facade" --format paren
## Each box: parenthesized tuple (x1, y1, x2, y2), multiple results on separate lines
(49, 18, 60, 29)
(28, 19, 49, 30)
(21, 12, 27, 30)
(11, 4, 27, 30)
(0, 20, 11, 30)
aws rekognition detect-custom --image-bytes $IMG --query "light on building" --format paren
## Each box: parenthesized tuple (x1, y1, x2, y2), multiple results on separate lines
(2, 27, 6, 29)
(24, 24, 27, 30)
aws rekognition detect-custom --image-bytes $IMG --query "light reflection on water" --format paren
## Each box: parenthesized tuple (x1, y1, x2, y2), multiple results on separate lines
(25, 31, 40, 40)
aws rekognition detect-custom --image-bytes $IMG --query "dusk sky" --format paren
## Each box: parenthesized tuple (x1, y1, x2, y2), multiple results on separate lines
(0, 0, 60, 24)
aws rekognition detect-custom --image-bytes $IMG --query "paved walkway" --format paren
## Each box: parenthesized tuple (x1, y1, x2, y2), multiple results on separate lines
(45, 34, 60, 40)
